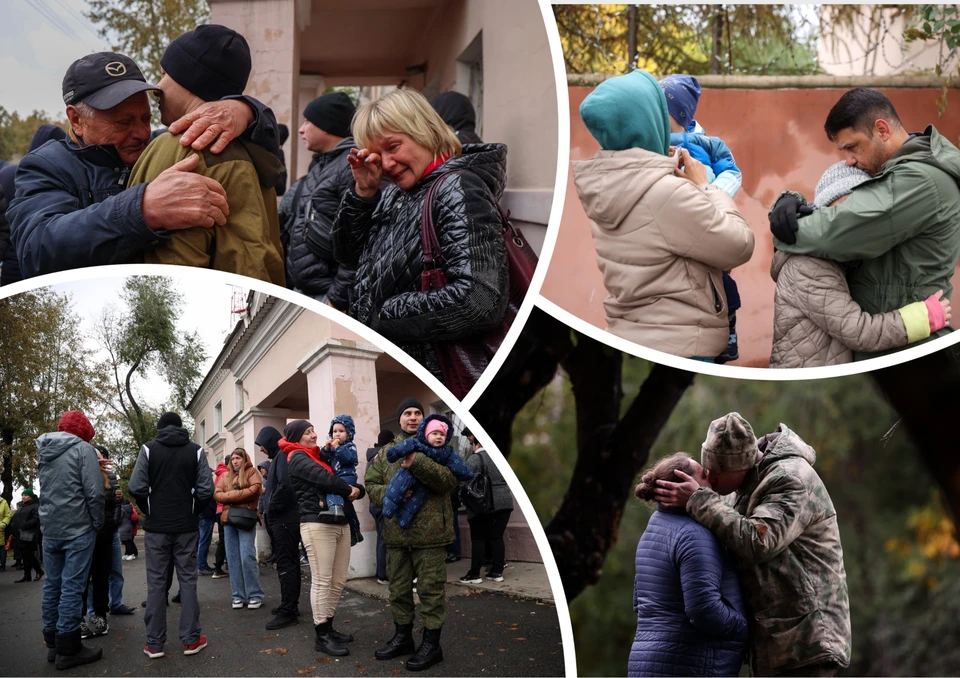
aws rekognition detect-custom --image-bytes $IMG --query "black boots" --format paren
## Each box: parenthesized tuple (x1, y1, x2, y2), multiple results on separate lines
(55, 629, 102, 670)
(43, 630, 56, 663)
(265, 613, 298, 630)
(327, 615, 354, 643)
(374, 622, 415, 660)
(406, 627, 443, 671)
(14, 573, 31, 583)
(313, 621, 348, 656)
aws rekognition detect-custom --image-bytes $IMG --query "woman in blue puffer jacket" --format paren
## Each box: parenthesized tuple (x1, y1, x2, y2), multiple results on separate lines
(628, 453, 747, 677)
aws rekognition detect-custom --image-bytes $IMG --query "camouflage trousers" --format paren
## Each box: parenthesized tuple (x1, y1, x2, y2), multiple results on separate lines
(386, 546, 446, 629)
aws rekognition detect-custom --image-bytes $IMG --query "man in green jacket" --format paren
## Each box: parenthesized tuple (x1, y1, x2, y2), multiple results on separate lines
(129, 24, 285, 285)
(770, 88, 960, 359)
(657, 413, 852, 677)
(365, 397, 459, 672)
(0, 495, 10, 571)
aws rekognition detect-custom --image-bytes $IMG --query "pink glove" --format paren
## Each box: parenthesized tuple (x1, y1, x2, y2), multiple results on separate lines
(925, 293, 947, 332)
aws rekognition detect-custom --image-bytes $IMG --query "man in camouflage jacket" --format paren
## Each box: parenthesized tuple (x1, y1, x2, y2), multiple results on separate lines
(364, 397, 459, 672)
(657, 412, 851, 677)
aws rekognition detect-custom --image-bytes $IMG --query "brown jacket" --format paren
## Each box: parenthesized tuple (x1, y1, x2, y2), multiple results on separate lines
(214, 461, 262, 525)
(769, 251, 930, 368)
(572, 148, 754, 358)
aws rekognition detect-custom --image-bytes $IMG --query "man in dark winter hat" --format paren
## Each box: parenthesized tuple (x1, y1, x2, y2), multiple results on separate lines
(128, 24, 285, 285)
(8, 47, 281, 280)
(366, 398, 459, 671)
(129, 411, 214, 658)
(284, 91, 359, 308)
(256, 425, 302, 630)
(36, 410, 105, 669)
(430, 91, 482, 144)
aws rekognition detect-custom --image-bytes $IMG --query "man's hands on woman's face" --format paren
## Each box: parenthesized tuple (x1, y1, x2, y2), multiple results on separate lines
(347, 148, 382, 198)
(654, 469, 709, 508)
(673, 147, 709, 186)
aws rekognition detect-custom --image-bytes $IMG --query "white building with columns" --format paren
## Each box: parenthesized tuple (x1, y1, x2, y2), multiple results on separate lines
(187, 292, 541, 578)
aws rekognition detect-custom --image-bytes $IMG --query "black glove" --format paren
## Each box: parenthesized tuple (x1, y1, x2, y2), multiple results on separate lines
(769, 194, 815, 245)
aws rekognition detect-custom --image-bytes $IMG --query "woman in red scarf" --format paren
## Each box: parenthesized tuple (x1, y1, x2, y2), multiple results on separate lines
(281, 420, 363, 657)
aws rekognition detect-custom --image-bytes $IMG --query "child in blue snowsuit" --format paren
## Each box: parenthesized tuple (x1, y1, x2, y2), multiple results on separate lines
(382, 414, 473, 529)
(323, 414, 363, 545)
(661, 74, 743, 364)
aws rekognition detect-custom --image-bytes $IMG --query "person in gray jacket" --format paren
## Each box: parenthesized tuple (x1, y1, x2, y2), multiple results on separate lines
(129, 411, 214, 659)
(37, 410, 105, 670)
(458, 435, 514, 584)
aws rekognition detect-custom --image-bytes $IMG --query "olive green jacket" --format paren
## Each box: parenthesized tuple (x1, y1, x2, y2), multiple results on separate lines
(687, 425, 851, 675)
(774, 126, 960, 359)
(365, 431, 459, 548)
(129, 132, 286, 285)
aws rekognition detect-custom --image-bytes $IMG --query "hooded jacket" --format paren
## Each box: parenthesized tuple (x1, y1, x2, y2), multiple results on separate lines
(128, 425, 214, 534)
(284, 137, 357, 308)
(326, 414, 359, 484)
(214, 461, 229, 514)
(36, 431, 104, 541)
(431, 92, 483, 145)
(0, 496, 10, 533)
(774, 126, 960, 359)
(687, 425, 851, 675)
(769, 250, 932, 367)
(365, 417, 462, 548)
(7, 98, 277, 280)
(628, 507, 747, 677)
(572, 148, 754, 357)
(214, 453, 262, 524)
(333, 144, 510, 383)
(129, 133, 285, 285)
(257, 426, 298, 524)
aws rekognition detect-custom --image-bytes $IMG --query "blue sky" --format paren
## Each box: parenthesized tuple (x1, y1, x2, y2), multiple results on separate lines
(1, 0, 111, 117)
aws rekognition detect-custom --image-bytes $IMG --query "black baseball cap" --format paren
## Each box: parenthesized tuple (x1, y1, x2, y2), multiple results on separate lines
(62, 52, 159, 110)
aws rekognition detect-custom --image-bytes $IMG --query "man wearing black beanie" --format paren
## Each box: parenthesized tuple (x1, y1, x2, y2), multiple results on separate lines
(284, 92, 358, 310)
(127, 24, 286, 286)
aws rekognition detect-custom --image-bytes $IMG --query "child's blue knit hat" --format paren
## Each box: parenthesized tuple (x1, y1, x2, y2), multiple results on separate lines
(660, 74, 701, 129)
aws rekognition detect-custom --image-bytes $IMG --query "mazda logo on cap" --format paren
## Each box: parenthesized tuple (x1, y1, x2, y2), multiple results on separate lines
(105, 62, 127, 77)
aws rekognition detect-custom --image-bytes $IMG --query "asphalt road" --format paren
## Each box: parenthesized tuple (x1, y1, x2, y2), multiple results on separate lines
(0, 557, 564, 677)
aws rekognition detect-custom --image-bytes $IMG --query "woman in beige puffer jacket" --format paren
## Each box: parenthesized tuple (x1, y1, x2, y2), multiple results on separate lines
(769, 162, 949, 368)
(572, 70, 754, 360)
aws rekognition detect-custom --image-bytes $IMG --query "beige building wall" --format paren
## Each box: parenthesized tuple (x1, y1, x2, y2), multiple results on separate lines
(817, 6, 956, 76)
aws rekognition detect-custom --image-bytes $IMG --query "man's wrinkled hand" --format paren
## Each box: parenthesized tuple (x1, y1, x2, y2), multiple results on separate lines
(168, 99, 253, 154)
(142, 155, 229, 231)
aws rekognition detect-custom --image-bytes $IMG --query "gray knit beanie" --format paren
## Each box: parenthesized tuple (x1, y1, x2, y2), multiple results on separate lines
(813, 161, 871, 208)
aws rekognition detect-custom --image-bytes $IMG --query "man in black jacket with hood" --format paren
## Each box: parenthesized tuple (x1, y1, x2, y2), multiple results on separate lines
(257, 425, 302, 630)
(129, 412, 214, 658)
(430, 91, 482, 145)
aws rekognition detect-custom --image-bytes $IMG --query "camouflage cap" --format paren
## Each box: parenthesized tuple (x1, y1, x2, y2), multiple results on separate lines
(700, 412, 759, 473)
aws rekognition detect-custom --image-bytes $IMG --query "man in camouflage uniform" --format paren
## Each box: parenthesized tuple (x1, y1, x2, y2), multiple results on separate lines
(657, 412, 851, 677)
(364, 397, 459, 672)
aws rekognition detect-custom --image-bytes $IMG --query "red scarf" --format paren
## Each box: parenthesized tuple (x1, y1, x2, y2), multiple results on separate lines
(279, 438, 334, 475)
(422, 153, 451, 178)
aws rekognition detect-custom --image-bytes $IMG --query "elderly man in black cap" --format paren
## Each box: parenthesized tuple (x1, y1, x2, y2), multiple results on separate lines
(128, 24, 285, 284)
(282, 91, 358, 308)
(8, 44, 280, 279)
(128, 412, 215, 659)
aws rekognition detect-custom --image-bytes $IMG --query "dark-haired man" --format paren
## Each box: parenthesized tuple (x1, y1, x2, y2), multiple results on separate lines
(769, 87, 960, 359)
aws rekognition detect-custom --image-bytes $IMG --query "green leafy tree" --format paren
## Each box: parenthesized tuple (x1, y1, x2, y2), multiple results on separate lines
(0, 290, 110, 502)
(94, 277, 205, 456)
(903, 4, 960, 122)
(0, 107, 67, 162)
(84, 0, 210, 86)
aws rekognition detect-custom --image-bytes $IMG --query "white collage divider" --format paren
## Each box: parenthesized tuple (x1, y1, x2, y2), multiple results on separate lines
(0, 262, 579, 677)
(536, 296, 960, 381)
(460, 0, 573, 412)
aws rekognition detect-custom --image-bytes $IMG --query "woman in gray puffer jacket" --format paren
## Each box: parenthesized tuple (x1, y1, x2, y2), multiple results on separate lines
(333, 88, 509, 393)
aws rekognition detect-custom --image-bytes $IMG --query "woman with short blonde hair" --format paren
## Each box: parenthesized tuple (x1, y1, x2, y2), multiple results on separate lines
(333, 87, 510, 394)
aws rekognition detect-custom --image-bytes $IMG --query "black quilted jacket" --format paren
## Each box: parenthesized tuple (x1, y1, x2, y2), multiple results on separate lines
(283, 138, 356, 310)
(333, 143, 509, 382)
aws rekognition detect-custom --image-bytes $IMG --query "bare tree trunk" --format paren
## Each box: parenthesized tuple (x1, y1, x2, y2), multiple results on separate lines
(871, 348, 960, 521)
(627, 4, 638, 72)
(547, 363, 695, 602)
(711, 6, 724, 74)
(1, 428, 13, 504)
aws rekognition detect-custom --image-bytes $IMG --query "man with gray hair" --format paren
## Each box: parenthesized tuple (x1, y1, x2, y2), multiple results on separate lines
(656, 412, 851, 677)
(8, 49, 280, 279)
